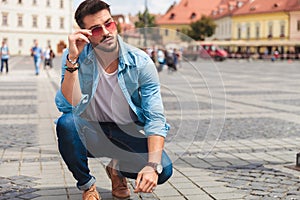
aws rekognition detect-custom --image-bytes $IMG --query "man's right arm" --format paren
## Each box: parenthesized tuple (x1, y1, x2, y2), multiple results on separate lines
(60, 30, 92, 106)
(61, 56, 82, 106)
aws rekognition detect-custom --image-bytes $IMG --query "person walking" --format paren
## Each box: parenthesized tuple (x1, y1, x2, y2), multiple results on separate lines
(0, 40, 10, 74)
(54, 1, 173, 200)
(157, 48, 165, 72)
(30, 40, 43, 75)
(43, 45, 55, 69)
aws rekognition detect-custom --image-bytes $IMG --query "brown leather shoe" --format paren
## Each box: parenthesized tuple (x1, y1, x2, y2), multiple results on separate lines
(82, 184, 101, 200)
(106, 161, 130, 199)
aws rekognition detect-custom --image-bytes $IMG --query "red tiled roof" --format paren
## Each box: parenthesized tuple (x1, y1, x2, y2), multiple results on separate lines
(232, 0, 300, 16)
(156, 0, 222, 25)
(210, 0, 247, 19)
(285, 0, 300, 11)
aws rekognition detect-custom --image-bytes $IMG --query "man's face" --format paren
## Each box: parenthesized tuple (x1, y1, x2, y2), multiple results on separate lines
(83, 9, 118, 52)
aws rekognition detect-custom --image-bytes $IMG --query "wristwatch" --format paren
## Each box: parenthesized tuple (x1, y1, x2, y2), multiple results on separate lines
(146, 162, 163, 174)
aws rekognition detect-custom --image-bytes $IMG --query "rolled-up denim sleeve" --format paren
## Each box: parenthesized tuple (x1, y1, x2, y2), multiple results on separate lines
(54, 49, 87, 114)
(139, 58, 169, 138)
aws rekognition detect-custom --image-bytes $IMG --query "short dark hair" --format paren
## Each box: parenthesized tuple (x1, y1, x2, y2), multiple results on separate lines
(75, 0, 111, 29)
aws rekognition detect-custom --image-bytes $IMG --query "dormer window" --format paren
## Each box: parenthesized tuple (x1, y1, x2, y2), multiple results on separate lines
(250, 6, 256, 11)
(191, 12, 196, 19)
(273, 3, 279, 8)
(237, 1, 243, 7)
(169, 13, 175, 20)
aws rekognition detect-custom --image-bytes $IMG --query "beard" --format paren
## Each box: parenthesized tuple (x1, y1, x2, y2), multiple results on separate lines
(93, 35, 118, 52)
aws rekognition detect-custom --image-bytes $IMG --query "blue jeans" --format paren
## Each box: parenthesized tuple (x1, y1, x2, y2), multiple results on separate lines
(1, 58, 8, 73)
(56, 113, 173, 190)
(34, 57, 41, 74)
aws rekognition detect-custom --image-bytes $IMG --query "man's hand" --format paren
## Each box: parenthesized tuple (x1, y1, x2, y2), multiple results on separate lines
(134, 166, 158, 193)
(68, 29, 92, 60)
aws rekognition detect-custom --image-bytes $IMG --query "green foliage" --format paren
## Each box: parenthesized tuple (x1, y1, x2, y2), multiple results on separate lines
(134, 9, 156, 28)
(182, 15, 216, 41)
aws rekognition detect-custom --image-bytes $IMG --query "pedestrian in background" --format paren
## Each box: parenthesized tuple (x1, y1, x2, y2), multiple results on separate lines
(157, 48, 165, 72)
(55, 0, 172, 199)
(0, 40, 10, 74)
(30, 40, 43, 75)
(43, 45, 55, 69)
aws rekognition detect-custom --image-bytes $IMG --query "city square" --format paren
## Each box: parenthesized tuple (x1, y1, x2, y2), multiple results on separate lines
(0, 55, 299, 199)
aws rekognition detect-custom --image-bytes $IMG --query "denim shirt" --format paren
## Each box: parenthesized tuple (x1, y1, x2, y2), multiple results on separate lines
(55, 36, 169, 138)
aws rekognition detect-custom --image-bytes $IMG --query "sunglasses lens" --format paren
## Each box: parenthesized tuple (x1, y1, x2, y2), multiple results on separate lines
(91, 22, 116, 36)
(105, 22, 116, 32)
(91, 27, 103, 36)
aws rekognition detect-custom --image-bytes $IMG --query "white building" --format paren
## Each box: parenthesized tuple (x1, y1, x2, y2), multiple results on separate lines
(0, 0, 74, 55)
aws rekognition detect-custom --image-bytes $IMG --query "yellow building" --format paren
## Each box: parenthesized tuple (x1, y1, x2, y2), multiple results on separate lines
(156, 0, 222, 44)
(232, 4, 289, 41)
(228, 0, 300, 55)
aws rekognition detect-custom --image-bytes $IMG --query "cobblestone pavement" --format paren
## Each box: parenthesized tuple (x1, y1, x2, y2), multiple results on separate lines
(0, 56, 299, 200)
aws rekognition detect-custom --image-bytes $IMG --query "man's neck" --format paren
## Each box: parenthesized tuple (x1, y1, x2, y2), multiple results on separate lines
(95, 48, 119, 74)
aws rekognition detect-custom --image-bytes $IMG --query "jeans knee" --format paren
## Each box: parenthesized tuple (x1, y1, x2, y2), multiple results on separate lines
(56, 113, 76, 138)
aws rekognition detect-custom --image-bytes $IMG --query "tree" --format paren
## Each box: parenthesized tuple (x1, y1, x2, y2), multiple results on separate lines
(134, 9, 156, 28)
(135, 9, 159, 46)
(182, 15, 216, 41)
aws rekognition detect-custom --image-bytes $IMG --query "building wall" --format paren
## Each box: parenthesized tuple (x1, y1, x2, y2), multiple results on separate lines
(290, 11, 300, 40)
(213, 16, 232, 40)
(232, 12, 289, 40)
(0, 0, 73, 55)
(157, 24, 191, 44)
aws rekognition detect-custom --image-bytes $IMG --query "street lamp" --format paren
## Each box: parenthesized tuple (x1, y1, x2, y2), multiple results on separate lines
(144, 0, 148, 47)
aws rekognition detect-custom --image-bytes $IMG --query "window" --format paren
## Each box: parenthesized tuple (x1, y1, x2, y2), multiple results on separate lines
(46, 0, 50, 7)
(256, 24, 260, 39)
(169, 13, 175, 20)
(246, 26, 250, 39)
(280, 22, 285, 37)
(237, 26, 241, 39)
(32, 15, 38, 27)
(2, 13, 8, 26)
(17, 14, 23, 27)
(297, 20, 300, 31)
(18, 39, 23, 47)
(165, 29, 169, 36)
(268, 22, 273, 38)
(60, 17, 64, 29)
(190, 13, 196, 19)
(18, 0, 22, 4)
(60, 0, 64, 8)
(2, 0, 7, 3)
(33, 0, 37, 5)
(46, 16, 51, 28)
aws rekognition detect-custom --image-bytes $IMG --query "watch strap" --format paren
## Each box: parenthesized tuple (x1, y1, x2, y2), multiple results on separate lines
(64, 63, 80, 73)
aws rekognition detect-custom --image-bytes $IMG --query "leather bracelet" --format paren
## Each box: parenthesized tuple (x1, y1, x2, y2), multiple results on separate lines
(64, 63, 80, 73)
(66, 54, 78, 65)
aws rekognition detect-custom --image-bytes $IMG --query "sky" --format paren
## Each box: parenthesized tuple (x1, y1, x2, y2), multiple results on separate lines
(74, 0, 179, 15)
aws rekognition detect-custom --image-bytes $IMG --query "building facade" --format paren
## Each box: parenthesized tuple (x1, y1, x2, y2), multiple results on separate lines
(211, 0, 247, 41)
(156, 0, 222, 44)
(0, 0, 73, 55)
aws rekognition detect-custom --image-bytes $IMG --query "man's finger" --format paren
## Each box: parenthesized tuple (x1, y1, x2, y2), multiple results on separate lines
(134, 173, 142, 193)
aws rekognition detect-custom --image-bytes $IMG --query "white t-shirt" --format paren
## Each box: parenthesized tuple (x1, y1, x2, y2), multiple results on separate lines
(84, 63, 137, 124)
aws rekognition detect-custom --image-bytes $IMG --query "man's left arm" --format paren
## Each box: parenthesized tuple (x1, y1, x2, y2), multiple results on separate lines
(134, 135, 164, 193)
(134, 58, 167, 193)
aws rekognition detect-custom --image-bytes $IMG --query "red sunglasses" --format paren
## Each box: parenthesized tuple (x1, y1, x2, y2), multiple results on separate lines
(91, 21, 117, 37)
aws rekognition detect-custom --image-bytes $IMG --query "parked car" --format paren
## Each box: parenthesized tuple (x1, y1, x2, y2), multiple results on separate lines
(183, 43, 228, 61)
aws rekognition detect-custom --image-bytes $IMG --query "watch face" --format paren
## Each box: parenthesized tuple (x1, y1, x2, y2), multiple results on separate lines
(156, 164, 163, 174)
